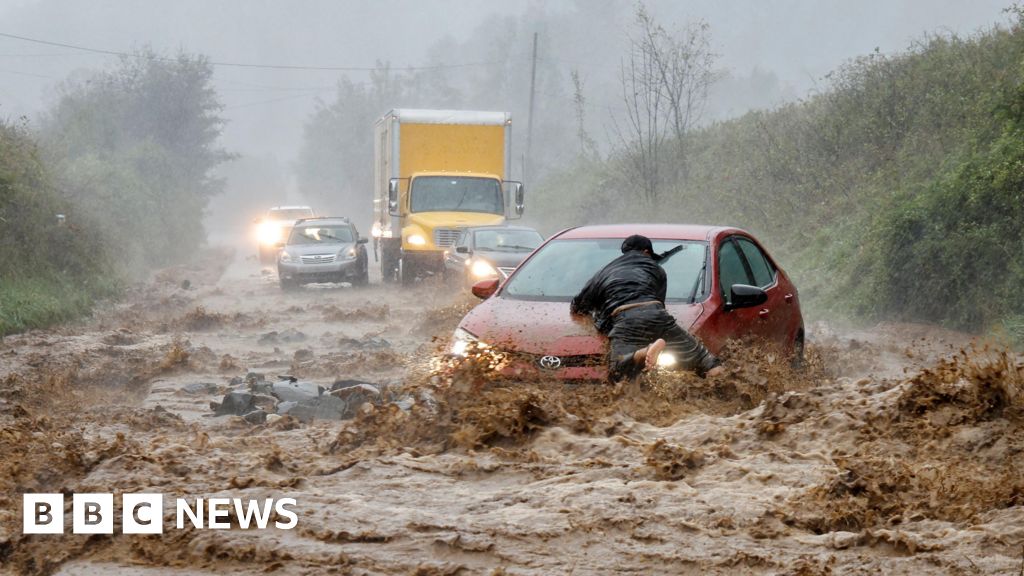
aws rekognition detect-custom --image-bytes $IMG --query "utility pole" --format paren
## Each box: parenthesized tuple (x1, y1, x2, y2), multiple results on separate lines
(525, 31, 538, 182)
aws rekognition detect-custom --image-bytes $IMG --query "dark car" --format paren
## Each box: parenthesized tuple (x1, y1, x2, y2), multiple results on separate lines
(451, 224, 804, 380)
(277, 218, 369, 290)
(443, 225, 544, 286)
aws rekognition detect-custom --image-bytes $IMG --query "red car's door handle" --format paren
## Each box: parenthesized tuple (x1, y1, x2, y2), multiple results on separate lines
(759, 308, 770, 317)
(784, 293, 794, 303)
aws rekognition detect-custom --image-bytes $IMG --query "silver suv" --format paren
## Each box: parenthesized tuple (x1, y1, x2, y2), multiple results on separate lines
(277, 218, 369, 290)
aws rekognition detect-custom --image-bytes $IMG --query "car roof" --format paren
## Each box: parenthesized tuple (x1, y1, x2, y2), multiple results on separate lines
(269, 205, 313, 211)
(464, 225, 539, 232)
(555, 224, 736, 242)
(294, 217, 352, 226)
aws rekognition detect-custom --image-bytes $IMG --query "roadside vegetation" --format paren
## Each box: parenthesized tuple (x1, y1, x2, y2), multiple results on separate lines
(0, 52, 228, 336)
(529, 7, 1024, 341)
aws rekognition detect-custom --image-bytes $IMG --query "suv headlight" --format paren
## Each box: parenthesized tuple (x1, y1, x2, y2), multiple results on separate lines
(279, 251, 293, 263)
(341, 247, 357, 260)
(450, 327, 479, 356)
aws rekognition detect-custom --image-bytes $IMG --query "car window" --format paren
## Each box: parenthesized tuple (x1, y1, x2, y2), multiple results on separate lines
(718, 239, 751, 296)
(474, 229, 543, 252)
(502, 238, 707, 301)
(288, 225, 354, 244)
(736, 238, 775, 288)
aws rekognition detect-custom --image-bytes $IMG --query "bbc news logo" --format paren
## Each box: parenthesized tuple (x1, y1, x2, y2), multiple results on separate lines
(23, 493, 298, 534)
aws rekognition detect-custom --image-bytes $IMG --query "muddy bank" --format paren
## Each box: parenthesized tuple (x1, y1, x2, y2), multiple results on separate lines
(1, 250, 1023, 575)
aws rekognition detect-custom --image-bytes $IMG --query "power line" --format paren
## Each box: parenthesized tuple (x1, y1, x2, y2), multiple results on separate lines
(0, 31, 507, 72)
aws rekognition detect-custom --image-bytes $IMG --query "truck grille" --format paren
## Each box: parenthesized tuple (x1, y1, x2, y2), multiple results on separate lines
(300, 254, 336, 264)
(434, 228, 461, 247)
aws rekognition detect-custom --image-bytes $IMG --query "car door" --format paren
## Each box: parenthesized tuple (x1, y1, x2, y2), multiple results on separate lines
(712, 236, 765, 343)
(734, 236, 790, 343)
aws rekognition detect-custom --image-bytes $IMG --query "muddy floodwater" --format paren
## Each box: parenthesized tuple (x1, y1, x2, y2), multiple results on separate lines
(1, 247, 1023, 575)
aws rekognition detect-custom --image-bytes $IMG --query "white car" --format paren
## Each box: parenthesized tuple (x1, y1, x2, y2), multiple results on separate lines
(254, 206, 315, 264)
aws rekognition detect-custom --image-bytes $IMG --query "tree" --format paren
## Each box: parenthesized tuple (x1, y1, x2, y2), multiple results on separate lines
(613, 5, 716, 206)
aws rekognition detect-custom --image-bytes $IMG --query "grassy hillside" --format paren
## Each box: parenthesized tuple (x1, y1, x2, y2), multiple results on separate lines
(532, 16, 1024, 339)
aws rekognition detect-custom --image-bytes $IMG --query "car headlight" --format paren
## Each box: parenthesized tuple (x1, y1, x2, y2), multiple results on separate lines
(450, 327, 480, 356)
(470, 259, 497, 278)
(341, 247, 357, 259)
(279, 251, 293, 263)
(657, 351, 677, 368)
(258, 222, 282, 245)
(407, 233, 427, 246)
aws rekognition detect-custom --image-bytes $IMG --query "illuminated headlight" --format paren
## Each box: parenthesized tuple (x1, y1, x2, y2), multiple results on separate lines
(407, 233, 427, 246)
(258, 222, 282, 245)
(450, 327, 479, 356)
(470, 259, 497, 278)
(341, 247, 357, 259)
(657, 351, 677, 368)
(371, 222, 383, 238)
(279, 251, 294, 263)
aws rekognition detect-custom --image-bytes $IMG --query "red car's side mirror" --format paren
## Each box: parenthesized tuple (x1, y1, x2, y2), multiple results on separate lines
(471, 278, 499, 299)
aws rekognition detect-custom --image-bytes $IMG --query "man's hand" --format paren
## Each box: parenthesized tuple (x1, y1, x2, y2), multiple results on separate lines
(706, 365, 726, 378)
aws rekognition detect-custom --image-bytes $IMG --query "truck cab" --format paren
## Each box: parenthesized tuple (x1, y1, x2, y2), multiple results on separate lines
(373, 109, 524, 285)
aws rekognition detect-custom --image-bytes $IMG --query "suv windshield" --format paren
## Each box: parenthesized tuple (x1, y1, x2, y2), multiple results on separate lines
(502, 238, 708, 302)
(269, 208, 314, 220)
(474, 229, 542, 252)
(410, 176, 502, 215)
(287, 225, 354, 245)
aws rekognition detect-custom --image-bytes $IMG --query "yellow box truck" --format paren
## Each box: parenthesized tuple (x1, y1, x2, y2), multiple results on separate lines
(372, 109, 524, 285)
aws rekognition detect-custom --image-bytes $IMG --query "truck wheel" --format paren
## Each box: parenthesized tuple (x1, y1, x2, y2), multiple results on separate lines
(381, 253, 397, 284)
(400, 259, 416, 286)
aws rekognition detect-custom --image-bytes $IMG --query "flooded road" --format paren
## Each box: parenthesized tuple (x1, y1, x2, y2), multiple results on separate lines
(1, 247, 1022, 575)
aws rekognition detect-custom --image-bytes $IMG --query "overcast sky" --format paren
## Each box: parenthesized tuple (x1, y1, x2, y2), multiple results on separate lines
(0, 0, 1013, 162)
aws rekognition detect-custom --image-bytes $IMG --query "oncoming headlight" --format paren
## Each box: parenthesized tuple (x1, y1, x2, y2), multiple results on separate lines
(470, 259, 497, 278)
(258, 222, 282, 245)
(407, 233, 427, 246)
(279, 251, 293, 263)
(657, 351, 677, 368)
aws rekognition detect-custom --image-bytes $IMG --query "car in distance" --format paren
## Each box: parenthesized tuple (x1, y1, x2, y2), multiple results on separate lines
(255, 205, 316, 264)
(277, 217, 369, 290)
(451, 224, 804, 380)
(443, 225, 544, 286)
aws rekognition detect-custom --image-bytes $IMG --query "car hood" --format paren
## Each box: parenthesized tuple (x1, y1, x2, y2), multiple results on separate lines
(472, 250, 534, 268)
(283, 242, 354, 256)
(459, 297, 704, 356)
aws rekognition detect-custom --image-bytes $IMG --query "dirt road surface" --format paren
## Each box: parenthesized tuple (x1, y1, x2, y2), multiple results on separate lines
(2, 247, 1023, 575)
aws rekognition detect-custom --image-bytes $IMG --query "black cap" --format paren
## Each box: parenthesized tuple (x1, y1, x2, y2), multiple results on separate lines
(621, 234, 654, 255)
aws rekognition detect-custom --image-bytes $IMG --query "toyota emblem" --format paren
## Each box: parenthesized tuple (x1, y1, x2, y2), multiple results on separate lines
(538, 355, 562, 370)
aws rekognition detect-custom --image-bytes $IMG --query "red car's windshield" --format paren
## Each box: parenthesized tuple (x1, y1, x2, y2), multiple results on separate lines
(502, 238, 708, 302)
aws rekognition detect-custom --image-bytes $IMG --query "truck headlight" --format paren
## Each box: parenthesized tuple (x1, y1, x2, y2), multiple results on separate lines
(657, 351, 677, 368)
(470, 259, 497, 278)
(450, 327, 480, 356)
(279, 251, 293, 263)
(407, 233, 427, 246)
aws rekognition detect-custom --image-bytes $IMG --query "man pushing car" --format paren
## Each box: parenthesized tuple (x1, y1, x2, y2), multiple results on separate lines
(571, 234, 725, 382)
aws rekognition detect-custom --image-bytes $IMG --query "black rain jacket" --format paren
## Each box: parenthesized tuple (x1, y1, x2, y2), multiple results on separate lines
(570, 251, 666, 333)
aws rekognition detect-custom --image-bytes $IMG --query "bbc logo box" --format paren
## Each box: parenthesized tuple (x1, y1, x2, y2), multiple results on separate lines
(24, 493, 164, 535)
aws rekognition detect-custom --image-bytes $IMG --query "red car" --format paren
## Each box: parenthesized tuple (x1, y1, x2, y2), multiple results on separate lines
(451, 224, 804, 380)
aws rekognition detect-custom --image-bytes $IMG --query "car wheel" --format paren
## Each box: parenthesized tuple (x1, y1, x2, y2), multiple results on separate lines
(790, 332, 805, 370)
(355, 265, 370, 287)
